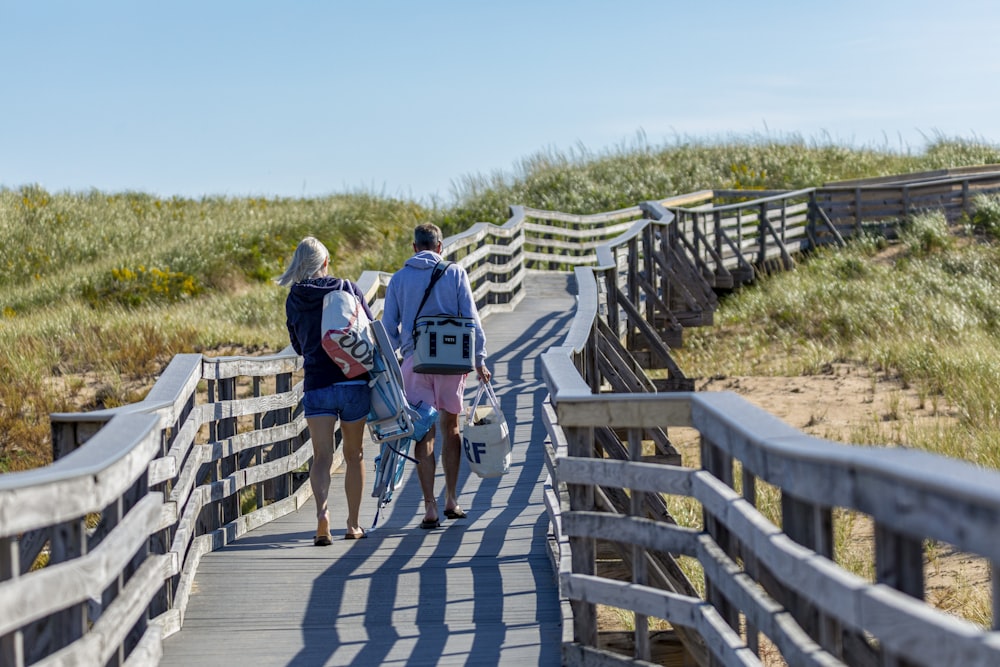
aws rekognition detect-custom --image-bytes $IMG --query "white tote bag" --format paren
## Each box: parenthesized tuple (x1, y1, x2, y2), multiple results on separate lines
(461, 382, 511, 478)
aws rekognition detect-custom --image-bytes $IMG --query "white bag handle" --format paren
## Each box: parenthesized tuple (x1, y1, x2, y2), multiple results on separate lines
(467, 381, 501, 419)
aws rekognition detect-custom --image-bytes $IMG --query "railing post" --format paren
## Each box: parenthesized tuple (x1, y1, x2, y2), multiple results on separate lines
(565, 426, 597, 648)
(627, 236, 640, 351)
(807, 191, 817, 249)
(150, 390, 193, 619)
(0, 537, 24, 667)
(604, 267, 621, 344)
(993, 562, 1000, 631)
(736, 206, 745, 267)
(874, 523, 923, 598)
(264, 372, 295, 502)
(963, 178, 971, 219)
(628, 428, 650, 662)
(643, 224, 657, 325)
(855, 186, 863, 233)
(217, 376, 239, 528)
(712, 209, 723, 279)
(700, 437, 738, 633)
(741, 467, 760, 656)
(692, 212, 703, 270)
(587, 319, 600, 394)
(780, 494, 835, 649)
(42, 517, 88, 662)
(780, 197, 788, 243)
(758, 202, 769, 266)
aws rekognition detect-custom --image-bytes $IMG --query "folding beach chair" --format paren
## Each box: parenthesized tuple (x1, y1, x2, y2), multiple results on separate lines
(367, 320, 437, 528)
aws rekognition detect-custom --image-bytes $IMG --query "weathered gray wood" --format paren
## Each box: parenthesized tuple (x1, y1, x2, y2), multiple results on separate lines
(0, 494, 162, 636)
(563, 574, 759, 666)
(200, 353, 300, 381)
(522, 204, 646, 224)
(563, 642, 664, 666)
(525, 219, 638, 239)
(696, 536, 841, 667)
(561, 511, 699, 557)
(0, 414, 161, 536)
(557, 457, 693, 496)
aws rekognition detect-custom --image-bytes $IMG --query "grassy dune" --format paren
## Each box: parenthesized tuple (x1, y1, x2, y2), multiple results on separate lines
(3, 135, 1000, 472)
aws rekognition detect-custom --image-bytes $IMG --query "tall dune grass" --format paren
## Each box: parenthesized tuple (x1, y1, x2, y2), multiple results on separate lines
(0, 190, 428, 471)
(674, 202, 1000, 470)
(3, 135, 1000, 472)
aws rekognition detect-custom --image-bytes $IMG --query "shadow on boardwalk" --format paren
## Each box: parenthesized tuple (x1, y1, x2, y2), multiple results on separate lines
(160, 272, 575, 667)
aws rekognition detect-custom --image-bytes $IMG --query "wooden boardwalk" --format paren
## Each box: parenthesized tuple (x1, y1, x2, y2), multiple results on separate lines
(160, 271, 577, 667)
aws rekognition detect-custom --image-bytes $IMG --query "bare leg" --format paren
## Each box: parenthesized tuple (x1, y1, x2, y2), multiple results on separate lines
(440, 410, 463, 515)
(306, 416, 338, 541)
(339, 417, 367, 537)
(415, 424, 439, 523)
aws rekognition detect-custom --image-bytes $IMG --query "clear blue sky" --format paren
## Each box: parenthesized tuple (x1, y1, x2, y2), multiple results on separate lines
(3, 0, 999, 203)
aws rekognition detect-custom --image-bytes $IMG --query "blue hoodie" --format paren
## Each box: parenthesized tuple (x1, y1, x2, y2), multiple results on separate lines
(285, 276, 374, 391)
(382, 250, 487, 367)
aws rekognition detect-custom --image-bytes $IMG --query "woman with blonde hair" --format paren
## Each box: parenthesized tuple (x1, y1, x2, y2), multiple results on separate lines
(277, 236, 371, 542)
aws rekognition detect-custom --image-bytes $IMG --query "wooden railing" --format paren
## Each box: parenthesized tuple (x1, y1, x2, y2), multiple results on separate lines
(5, 167, 1000, 666)
(0, 200, 676, 667)
(540, 181, 1000, 664)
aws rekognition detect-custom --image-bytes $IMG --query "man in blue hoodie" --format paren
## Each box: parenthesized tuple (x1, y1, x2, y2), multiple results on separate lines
(382, 223, 490, 529)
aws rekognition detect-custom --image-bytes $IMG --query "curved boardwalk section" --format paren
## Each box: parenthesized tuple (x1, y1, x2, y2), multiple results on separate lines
(159, 271, 575, 666)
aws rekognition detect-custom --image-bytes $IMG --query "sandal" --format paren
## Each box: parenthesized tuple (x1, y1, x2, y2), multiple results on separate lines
(344, 529, 367, 540)
(420, 498, 440, 529)
(314, 516, 333, 546)
(444, 507, 467, 520)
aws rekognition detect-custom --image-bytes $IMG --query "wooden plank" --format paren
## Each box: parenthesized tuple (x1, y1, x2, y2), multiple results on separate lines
(522, 205, 645, 225)
(0, 414, 161, 537)
(0, 494, 162, 636)
(557, 458, 693, 496)
(561, 511, 700, 557)
(696, 535, 840, 667)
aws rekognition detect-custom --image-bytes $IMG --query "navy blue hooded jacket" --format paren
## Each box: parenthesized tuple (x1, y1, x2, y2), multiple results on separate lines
(285, 276, 374, 391)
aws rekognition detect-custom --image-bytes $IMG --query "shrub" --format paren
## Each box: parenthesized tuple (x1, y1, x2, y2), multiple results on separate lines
(900, 211, 951, 257)
(82, 265, 201, 308)
(971, 194, 1000, 240)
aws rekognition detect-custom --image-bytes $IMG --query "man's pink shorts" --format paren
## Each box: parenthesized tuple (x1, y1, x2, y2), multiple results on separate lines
(401, 355, 467, 415)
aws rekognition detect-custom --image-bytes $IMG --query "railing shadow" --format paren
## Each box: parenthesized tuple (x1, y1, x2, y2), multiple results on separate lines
(284, 291, 573, 666)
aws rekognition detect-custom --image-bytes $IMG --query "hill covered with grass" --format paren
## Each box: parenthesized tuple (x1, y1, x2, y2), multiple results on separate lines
(3, 134, 1000, 472)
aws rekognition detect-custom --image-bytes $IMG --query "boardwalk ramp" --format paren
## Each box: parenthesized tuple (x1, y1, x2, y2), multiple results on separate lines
(158, 271, 577, 666)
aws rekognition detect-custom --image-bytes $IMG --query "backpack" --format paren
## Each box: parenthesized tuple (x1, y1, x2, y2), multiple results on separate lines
(320, 289, 375, 378)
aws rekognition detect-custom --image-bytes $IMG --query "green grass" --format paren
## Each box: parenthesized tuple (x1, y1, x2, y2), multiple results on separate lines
(0, 190, 430, 471)
(674, 203, 1000, 468)
(3, 134, 1000, 472)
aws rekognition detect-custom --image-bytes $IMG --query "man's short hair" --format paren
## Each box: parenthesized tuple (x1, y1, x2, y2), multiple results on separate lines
(414, 223, 443, 250)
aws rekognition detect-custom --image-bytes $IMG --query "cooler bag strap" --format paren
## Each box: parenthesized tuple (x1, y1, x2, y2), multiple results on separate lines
(413, 260, 452, 327)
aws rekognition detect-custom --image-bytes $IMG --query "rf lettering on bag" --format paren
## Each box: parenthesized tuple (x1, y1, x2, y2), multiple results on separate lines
(321, 290, 375, 378)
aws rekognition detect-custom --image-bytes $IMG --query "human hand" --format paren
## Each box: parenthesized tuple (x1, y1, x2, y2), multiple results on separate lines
(477, 365, 491, 384)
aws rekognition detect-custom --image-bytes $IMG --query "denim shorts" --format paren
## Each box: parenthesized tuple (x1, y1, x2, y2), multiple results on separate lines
(302, 382, 370, 421)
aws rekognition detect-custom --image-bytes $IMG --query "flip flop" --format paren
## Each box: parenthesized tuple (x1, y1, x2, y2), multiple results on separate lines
(444, 508, 467, 520)
(314, 534, 333, 547)
(344, 529, 367, 540)
(419, 517, 441, 529)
